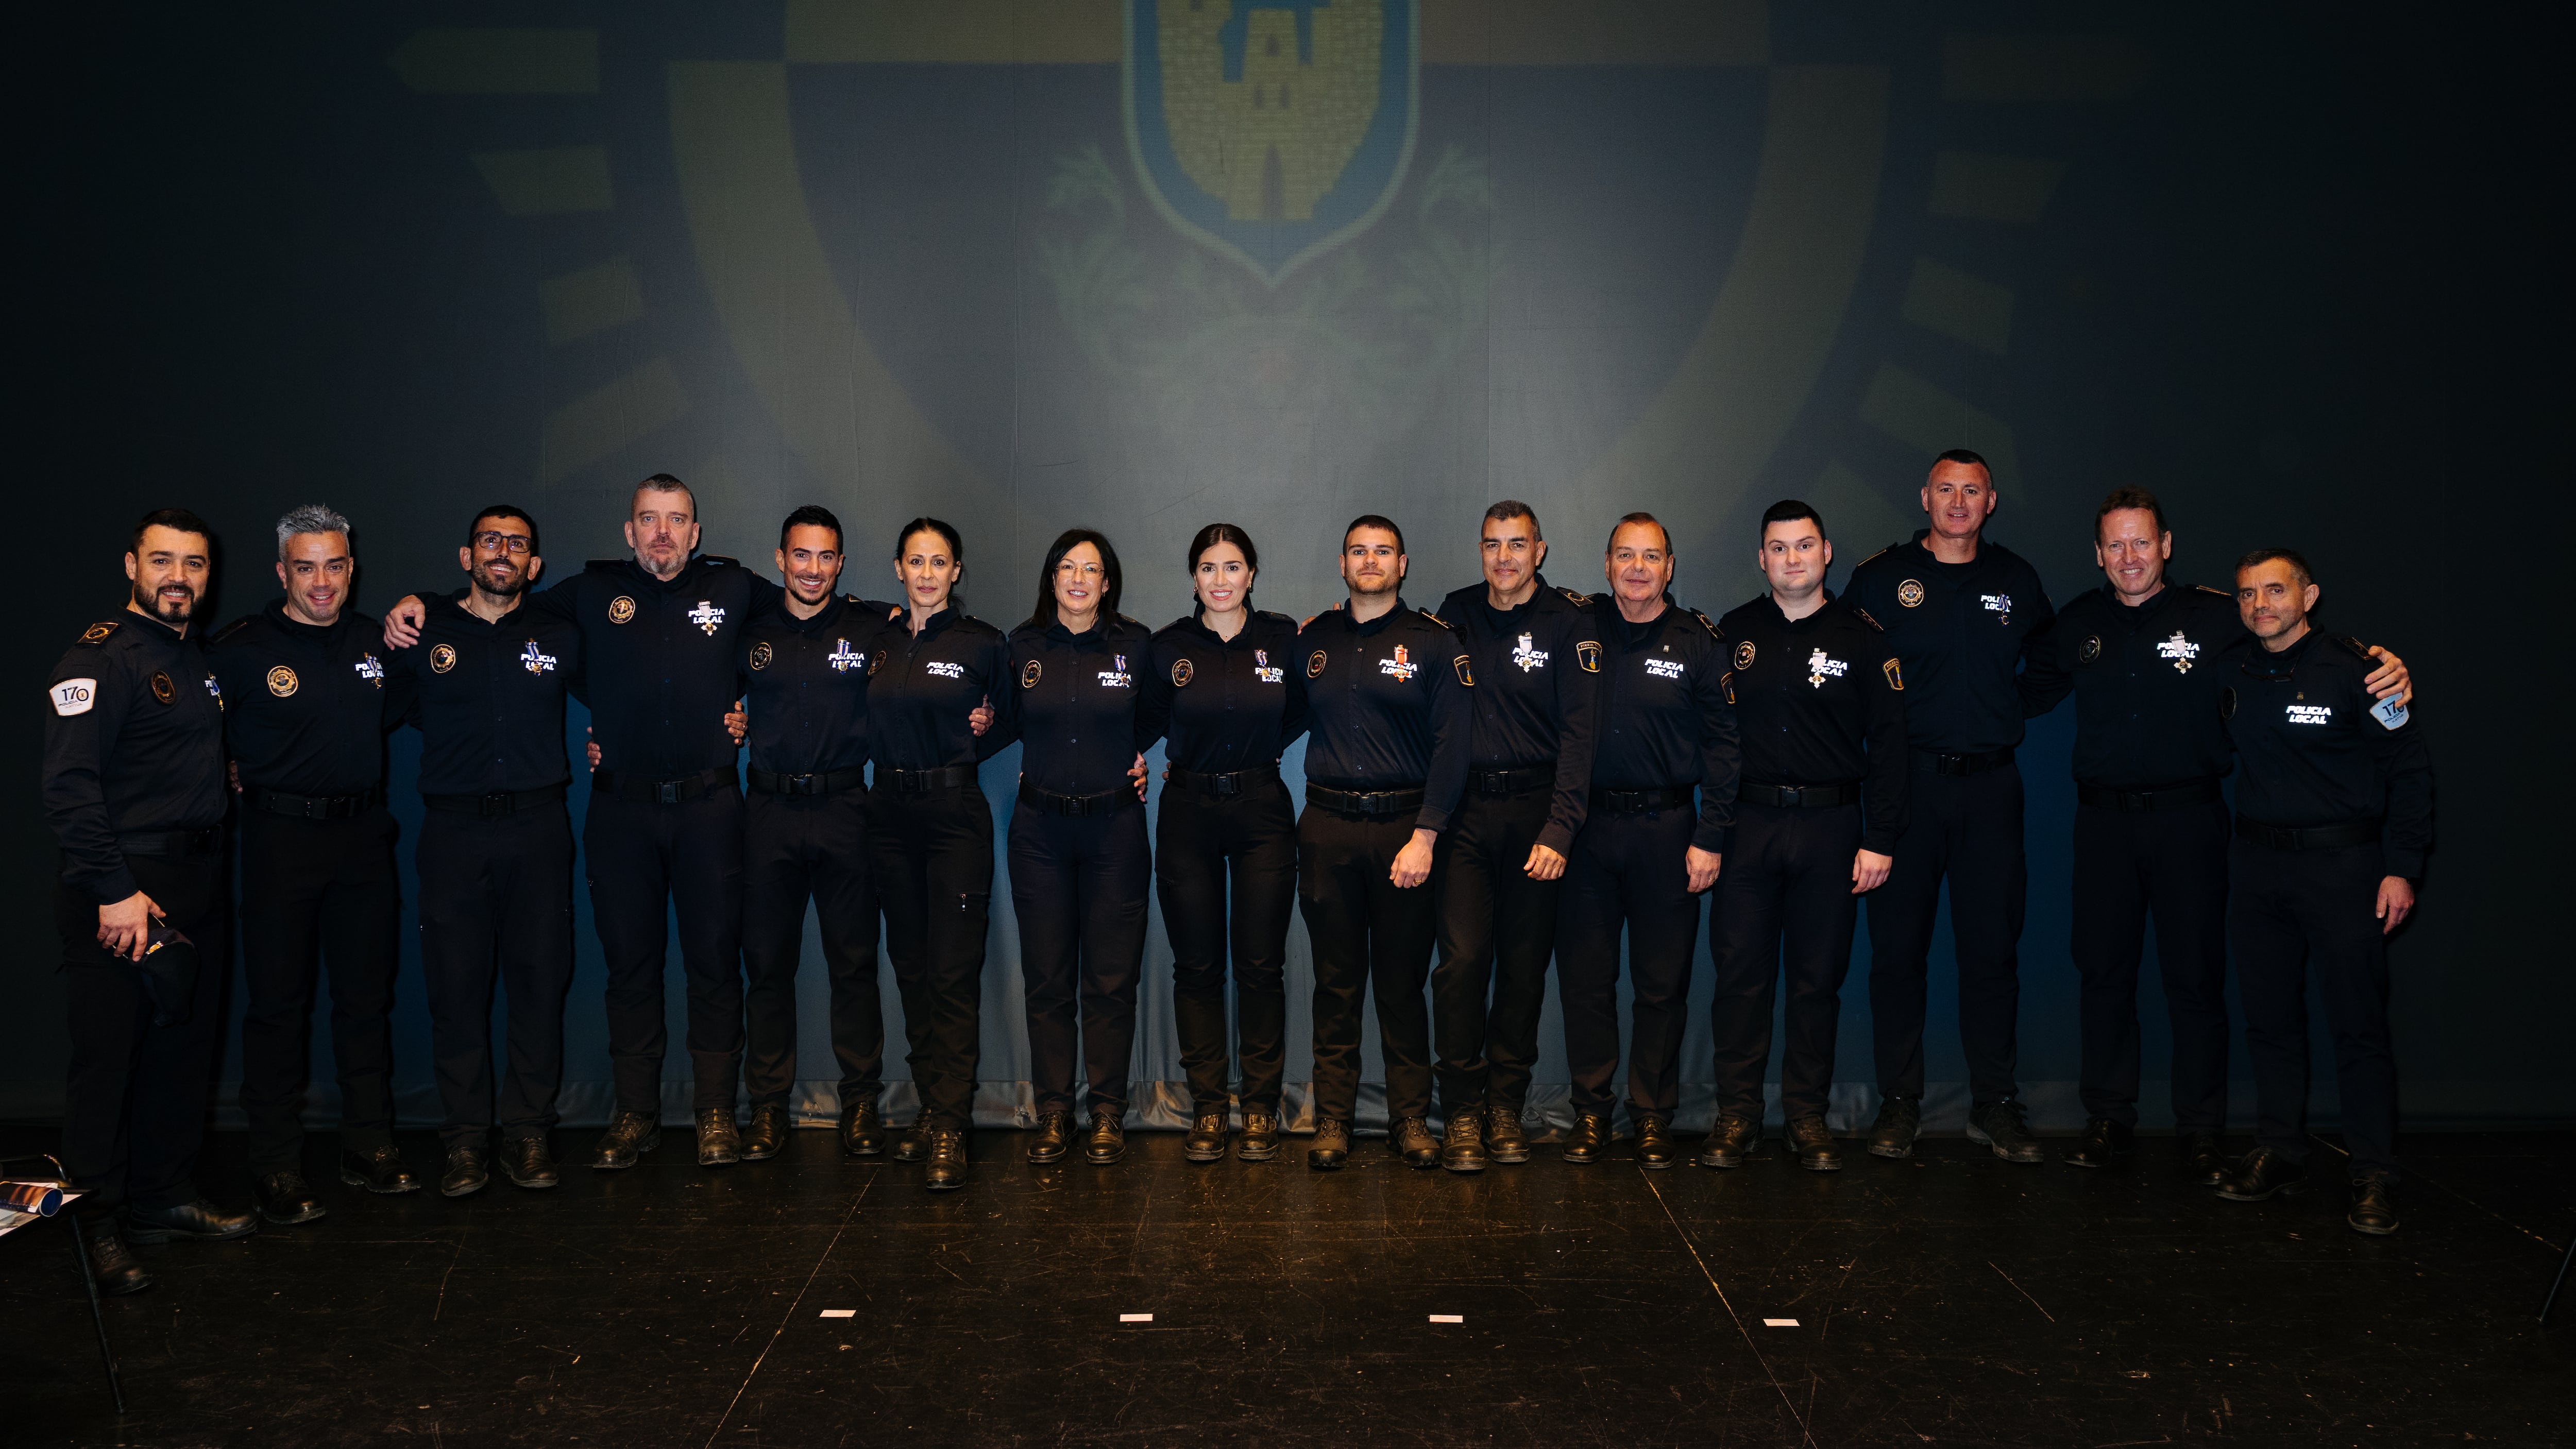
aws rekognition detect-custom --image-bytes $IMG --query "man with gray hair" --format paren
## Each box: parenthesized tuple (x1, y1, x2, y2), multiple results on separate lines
(210, 504, 413, 1223)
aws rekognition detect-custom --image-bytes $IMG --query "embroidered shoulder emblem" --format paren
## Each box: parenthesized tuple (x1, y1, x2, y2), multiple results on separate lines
(1897, 579, 1926, 608)
(1307, 649, 1327, 678)
(749, 642, 773, 671)
(1690, 609, 1722, 640)
(607, 596, 636, 624)
(1882, 658, 1904, 692)
(2078, 635, 2102, 665)
(266, 666, 298, 697)
(1453, 655, 1474, 687)
(1558, 587, 1589, 607)
(78, 621, 120, 645)
(1170, 658, 1194, 688)
(149, 671, 177, 704)
(1021, 659, 1043, 689)
(1574, 641, 1601, 673)
(1418, 608, 1451, 630)
(430, 644, 456, 673)
(1733, 640, 1756, 671)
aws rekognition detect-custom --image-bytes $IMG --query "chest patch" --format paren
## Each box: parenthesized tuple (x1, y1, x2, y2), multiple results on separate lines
(1511, 633, 1550, 673)
(1171, 657, 1194, 688)
(1307, 649, 1327, 678)
(1644, 656, 1685, 680)
(521, 642, 558, 674)
(430, 644, 457, 673)
(926, 660, 965, 680)
(748, 642, 773, 671)
(1097, 654, 1133, 689)
(608, 595, 636, 624)
(1897, 579, 1925, 608)
(688, 601, 726, 636)
(151, 671, 178, 705)
(1733, 640, 1755, 671)
(355, 654, 384, 686)
(1253, 648, 1282, 684)
(2077, 635, 2102, 664)
(867, 651, 885, 676)
(1806, 649, 1848, 688)
(2286, 703, 2332, 726)
(1981, 593, 2013, 625)
(2158, 631, 2200, 674)
(1021, 659, 1042, 689)
(829, 641, 864, 673)
(1379, 645, 1417, 681)
(267, 665, 298, 698)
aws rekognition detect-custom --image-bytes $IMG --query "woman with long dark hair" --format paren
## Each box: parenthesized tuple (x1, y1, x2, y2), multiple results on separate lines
(865, 518, 1010, 1190)
(1133, 524, 1307, 1162)
(988, 529, 1158, 1165)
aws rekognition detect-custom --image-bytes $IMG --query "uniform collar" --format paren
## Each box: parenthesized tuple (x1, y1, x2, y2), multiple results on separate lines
(776, 593, 848, 636)
(622, 554, 707, 593)
(263, 598, 351, 644)
(1760, 588, 1835, 630)
(2099, 579, 2175, 626)
(1470, 573, 1554, 623)
(436, 587, 528, 630)
(2241, 627, 2315, 680)
(1331, 598, 1410, 637)
(121, 607, 188, 645)
(907, 605, 958, 639)
(1043, 617, 1109, 646)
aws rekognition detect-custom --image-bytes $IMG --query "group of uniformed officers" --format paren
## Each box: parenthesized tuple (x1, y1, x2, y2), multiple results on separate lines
(44, 448, 2435, 1297)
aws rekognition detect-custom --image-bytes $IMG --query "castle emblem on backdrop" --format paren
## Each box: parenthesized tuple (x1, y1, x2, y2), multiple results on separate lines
(1125, 0, 1419, 283)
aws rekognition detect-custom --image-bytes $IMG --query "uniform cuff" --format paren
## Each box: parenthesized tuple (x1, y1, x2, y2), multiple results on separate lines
(1536, 822, 1575, 859)
(2382, 848, 2426, 881)
(78, 863, 141, 907)
(1691, 825, 1731, 856)
(1861, 830, 1899, 857)
(1411, 807, 1451, 836)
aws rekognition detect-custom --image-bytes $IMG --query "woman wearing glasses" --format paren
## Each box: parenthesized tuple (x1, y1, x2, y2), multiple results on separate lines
(987, 530, 1156, 1166)
(1133, 524, 1307, 1163)
(865, 518, 1011, 1191)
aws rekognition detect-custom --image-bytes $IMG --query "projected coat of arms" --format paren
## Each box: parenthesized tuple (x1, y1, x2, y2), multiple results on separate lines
(1124, 0, 1417, 283)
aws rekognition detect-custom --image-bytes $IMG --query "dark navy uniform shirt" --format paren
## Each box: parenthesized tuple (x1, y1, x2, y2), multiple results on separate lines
(990, 615, 1156, 797)
(1845, 531, 2055, 755)
(2020, 582, 2243, 790)
(1435, 576, 1601, 856)
(865, 606, 1011, 774)
(1296, 600, 1473, 833)
(1586, 594, 1742, 854)
(1717, 591, 1909, 855)
(2223, 629, 2434, 878)
(384, 589, 585, 796)
(1135, 609, 1308, 775)
(522, 554, 778, 778)
(42, 613, 227, 903)
(209, 601, 393, 797)
(737, 594, 895, 777)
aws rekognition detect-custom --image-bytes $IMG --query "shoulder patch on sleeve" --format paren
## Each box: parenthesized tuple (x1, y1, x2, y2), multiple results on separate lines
(1689, 609, 1723, 640)
(74, 621, 121, 646)
(1417, 608, 1453, 630)
(50, 677, 101, 715)
(1453, 654, 1474, 686)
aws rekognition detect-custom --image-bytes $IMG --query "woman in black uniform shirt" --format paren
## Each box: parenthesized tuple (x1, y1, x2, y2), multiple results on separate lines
(989, 530, 1157, 1167)
(1134, 524, 1308, 1162)
(866, 518, 1010, 1191)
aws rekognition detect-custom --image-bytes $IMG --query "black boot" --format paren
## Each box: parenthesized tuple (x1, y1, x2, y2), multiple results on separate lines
(839, 1097, 884, 1157)
(1563, 1112, 1612, 1165)
(1633, 1112, 1677, 1169)
(83, 1221, 152, 1296)
(1027, 1111, 1073, 1164)
(2062, 1117, 2133, 1169)
(1786, 1116, 1841, 1173)
(127, 1198, 258, 1243)
(1868, 1095, 1921, 1160)
(2214, 1147, 2308, 1201)
(694, 1107, 741, 1167)
(1185, 1110, 1228, 1163)
(1084, 1109, 1127, 1165)
(255, 1169, 327, 1225)
(2347, 1171, 2400, 1236)
(2183, 1132, 2228, 1187)
(1308, 1118, 1352, 1171)
(1439, 1109, 1488, 1174)
(1239, 1109, 1281, 1163)
(505, 1135, 560, 1189)
(1391, 1116, 1440, 1169)
(1698, 1114, 1761, 1169)
(340, 1145, 424, 1194)
(1968, 1100, 2044, 1164)
(439, 1146, 489, 1198)
(591, 1110, 660, 1170)
(923, 1128, 972, 1191)
(741, 1101, 789, 1161)
(1484, 1100, 1531, 1164)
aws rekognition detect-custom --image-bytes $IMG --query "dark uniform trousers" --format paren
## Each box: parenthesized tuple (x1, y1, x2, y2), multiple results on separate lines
(1708, 802, 1864, 1122)
(1155, 781, 1297, 1116)
(238, 808, 400, 1172)
(867, 784, 994, 1131)
(2229, 840, 2398, 1175)
(56, 849, 228, 1222)
(2072, 798, 2230, 1132)
(418, 805, 575, 1149)
(1429, 783, 1559, 1117)
(1299, 806, 1444, 1123)
(583, 787, 745, 1115)
(742, 789, 883, 1107)
(1010, 797, 1151, 1118)
(1557, 806, 1701, 1118)
(1866, 761, 2026, 1104)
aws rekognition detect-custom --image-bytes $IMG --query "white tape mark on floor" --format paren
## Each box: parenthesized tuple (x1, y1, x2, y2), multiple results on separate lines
(819, 1309, 856, 1319)
(1120, 1314, 1153, 1323)
(1429, 1315, 1464, 1324)
(1762, 1318, 1800, 1327)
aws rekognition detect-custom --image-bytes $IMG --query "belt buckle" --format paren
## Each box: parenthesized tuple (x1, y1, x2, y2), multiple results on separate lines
(655, 780, 682, 805)
(1776, 786, 1804, 806)
(1211, 774, 1239, 797)
(787, 774, 819, 796)
(480, 791, 511, 816)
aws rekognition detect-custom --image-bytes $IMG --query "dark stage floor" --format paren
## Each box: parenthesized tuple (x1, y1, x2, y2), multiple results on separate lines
(4, 1123, 2571, 1447)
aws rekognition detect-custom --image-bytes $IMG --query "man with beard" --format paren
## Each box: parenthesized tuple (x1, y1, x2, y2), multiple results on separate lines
(45, 510, 258, 1293)
(1297, 516, 1473, 1170)
(387, 475, 776, 1169)
(1426, 502, 1598, 1171)
(211, 505, 409, 1220)
(383, 506, 584, 1196)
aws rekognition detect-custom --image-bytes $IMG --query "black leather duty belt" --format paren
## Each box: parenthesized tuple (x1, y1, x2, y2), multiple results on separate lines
(1021, 783, 1134, 817)
(425, 782, 568, 816)
(1589, 785, 1694, 814)
(1739, 781, 1860, 809)
(590, 767, 734, 805)
(2235, 816, 2382, 851)
(1306, 783, 1426, 819)
(876, 765, 977, 795)
(750, 766, 867, 797)
(1469, 765, 1552, 797)
(1921, 747, 2015, 777)
(117, 827, 222, 858)
(2079, 779, 2221, 813)
(1167, 764, 1280, 798)
(243, 785, 383, 820)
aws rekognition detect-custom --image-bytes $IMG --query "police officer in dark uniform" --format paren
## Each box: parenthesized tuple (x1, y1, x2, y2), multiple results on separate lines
(1427, 502, 1598, 1172)
(1555, 513, 1739, 1168)
(2213, 550, 2432, 1236)
(211, 505, 409, 1219)
(989, 530, 1157, 1167)
(1136, 524, 1307, 1164)
(1843, 448, 2055, 1162)
(1297, 515, 1473, 1171)
(1705, 501, 1908, 1172)
(735, 506, 903, 1165)
(2019, 490, 2412, 1178)
(385, 473, 779, 1170)
(384, 505, 583, 1197)
(45, 509, 257, 1293)
(867, 518, 1012, 1191)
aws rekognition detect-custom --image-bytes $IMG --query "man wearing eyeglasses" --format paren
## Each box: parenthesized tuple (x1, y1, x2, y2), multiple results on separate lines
(382, 507, 585, 1196)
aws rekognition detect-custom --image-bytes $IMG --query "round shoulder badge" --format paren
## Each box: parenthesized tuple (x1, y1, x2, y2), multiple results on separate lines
(149, 671, 177, 705)
(1021, 659, 1043, 689)
(608, 596, 636, 624)
(1170, 657, 1194, 688)
(1733, 640, 1756, 671)
(1307, 649, 1327, 678)
(1897, 579, 1926, 608)
(2078, 635, 2103, 664)
(430, 644, 457, 674)
(748, 642, 773, 671)
(266, 665, 298, 697)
